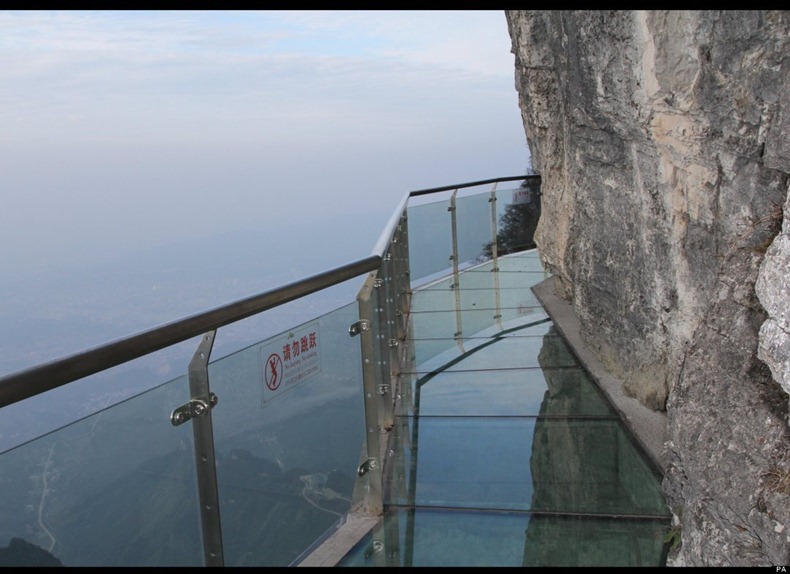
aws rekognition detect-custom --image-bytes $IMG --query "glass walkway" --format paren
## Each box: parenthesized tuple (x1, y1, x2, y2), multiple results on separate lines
(0, 177, 670, 567)
(337, 250, 671, 567)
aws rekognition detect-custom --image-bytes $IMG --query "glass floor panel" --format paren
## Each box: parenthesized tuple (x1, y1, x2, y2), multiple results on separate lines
(463, 251, 546, 274)
(410, 307, 549, 341)
(406, 325, 579, 373)
(420, 270, 550, 293)
(336, 249, 670, 567)
(337, 508, 668, 567)
(384, 416, 668, 516)
(401, 367, 617, 417)
(409, 285, 542, 313)
(408, 314, 556, 343)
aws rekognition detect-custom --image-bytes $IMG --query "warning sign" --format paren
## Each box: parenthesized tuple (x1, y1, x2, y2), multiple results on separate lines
(258, 322, 322, 404)
(512, 188, 532, 205)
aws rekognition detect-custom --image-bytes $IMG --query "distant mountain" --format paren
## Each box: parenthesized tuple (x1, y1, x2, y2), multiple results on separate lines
(0, 537, 63, 567)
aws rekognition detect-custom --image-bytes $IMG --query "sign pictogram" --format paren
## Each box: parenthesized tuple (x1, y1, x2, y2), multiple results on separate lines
(258, 322, 322, 405)
(264, 353, 283, 391)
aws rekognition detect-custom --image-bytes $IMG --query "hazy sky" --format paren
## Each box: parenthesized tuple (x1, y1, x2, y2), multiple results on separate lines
(0, 10, 530, 276)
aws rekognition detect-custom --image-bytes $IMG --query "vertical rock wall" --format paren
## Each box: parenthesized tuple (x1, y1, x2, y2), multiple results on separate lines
(506, 10, 789, 566)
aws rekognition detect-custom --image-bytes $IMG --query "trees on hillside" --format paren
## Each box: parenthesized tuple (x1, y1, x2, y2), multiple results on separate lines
(482, 176, 541, 258)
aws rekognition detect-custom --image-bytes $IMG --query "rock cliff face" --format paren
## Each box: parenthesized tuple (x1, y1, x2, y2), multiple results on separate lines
(506, 10, 789, 566)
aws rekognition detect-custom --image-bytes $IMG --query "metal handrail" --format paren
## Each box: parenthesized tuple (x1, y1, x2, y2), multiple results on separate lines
(371, 193, 409, 258)
(0, 256, 380, 408)
(0, 174, 536, 409)
(406, 174, 538, 197)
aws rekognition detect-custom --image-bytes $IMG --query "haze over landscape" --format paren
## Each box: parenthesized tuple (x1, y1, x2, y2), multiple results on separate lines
(0, 10, 530, 450)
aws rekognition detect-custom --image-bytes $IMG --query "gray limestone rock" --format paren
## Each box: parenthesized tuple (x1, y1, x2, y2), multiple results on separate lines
(756, 190, 790, 399)
(507, 9, 790, 566)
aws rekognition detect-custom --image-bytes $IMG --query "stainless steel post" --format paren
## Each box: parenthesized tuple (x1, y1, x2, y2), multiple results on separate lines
(353, 275, 384, 516)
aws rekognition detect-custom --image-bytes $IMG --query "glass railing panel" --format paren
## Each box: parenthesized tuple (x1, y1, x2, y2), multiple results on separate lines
(0, 376, 203, 567)
(414, 251, 545, 305)
(385, 416, 667, 517)
(455, 192, 493, 265)
(0, 338, 201, 456)
(409, 284, 457, 313)
(337, 508, 668, 567)
(494, 183, 541, 255)
(407, 199, 452, 284)
(207, 301, 366, 567)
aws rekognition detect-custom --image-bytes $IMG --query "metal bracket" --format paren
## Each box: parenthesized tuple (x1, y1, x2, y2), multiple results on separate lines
(170, 331, 220, 426)
(171, 393, 218, 426)
(373, 278, 384, 288)
(349, 320, 370, 337)
(358, 457, 379, 476)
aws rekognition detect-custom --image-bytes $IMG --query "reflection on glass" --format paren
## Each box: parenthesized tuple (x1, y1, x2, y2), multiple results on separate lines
(387, 415, 665, 516)
(336, 508, 668, 567)
(490, 182, 541, 256)
(521, 514, 667, 566)
(529, 419, 668, 516)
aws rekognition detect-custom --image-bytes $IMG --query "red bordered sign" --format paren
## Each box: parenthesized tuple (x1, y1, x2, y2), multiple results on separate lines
(258, 322, 321, 404)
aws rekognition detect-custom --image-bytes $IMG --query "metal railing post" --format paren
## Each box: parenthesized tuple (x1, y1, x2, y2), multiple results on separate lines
(394, 213, 411, 338)
(448, 190, 463, 340)
(353, 274, 384, 517)
(489, 183, 504, 330)
(170, 331, 224, 566)
(374, 272, 394, 431)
